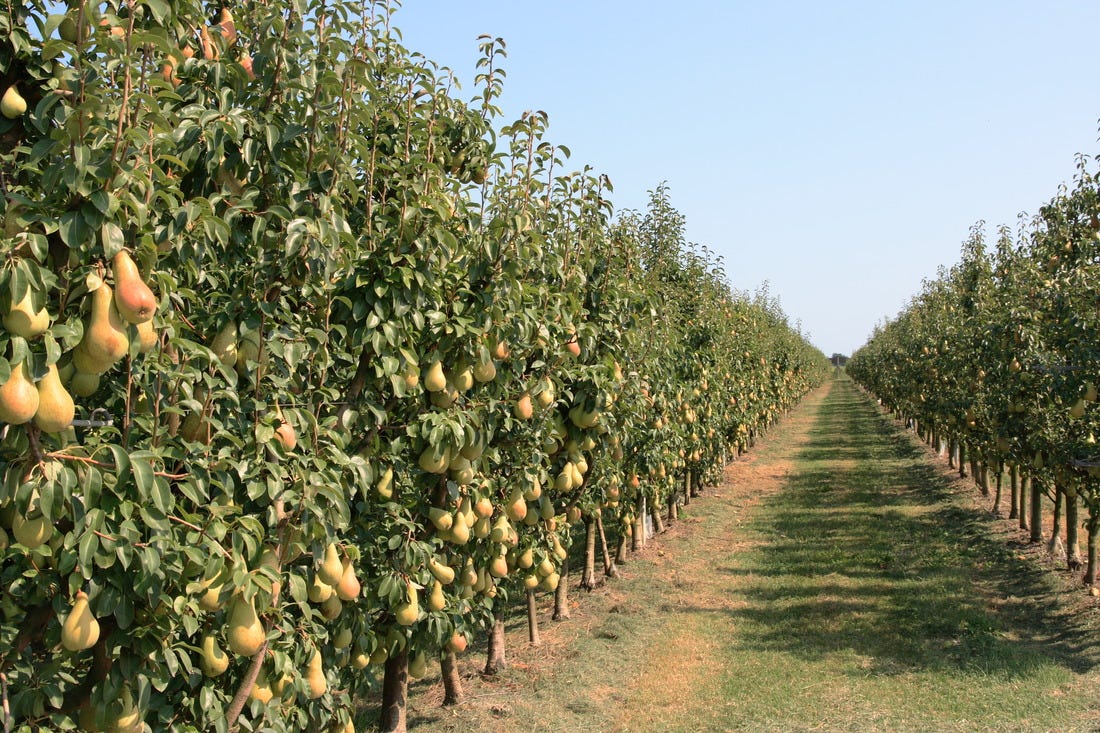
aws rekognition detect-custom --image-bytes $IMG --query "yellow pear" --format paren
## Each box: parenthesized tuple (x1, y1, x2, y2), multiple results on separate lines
(472, 357, 496, 383)
(61, 591, 100, 651)
(513, 392, 533, 420)
(451, 364, 474, 392)
(1, 85, 27, 119)
(536, 378, 556, 408)
(428, 579, 445, 611)
(199, 634, 229, 677)
(226, 594, 265, 656)
(249, 666, 274, 703)
(77, 280, 129, 372)
(0, 358, 39, 424)
(272, 406, 297, 450)
(136, 319, 157, 353)
(447, 512, 470, 545)
(376, 466, 394, 499)
(305, 650, 327, 699)
(418, 443, 449, 474)
(446, 632, 468, 653)
(210, 321, 238, 366)
(427, 557, 455, 585)
(34, 364, 75, 433)
(13, 511, 52, 549)
(217, 7, 237, 44)
(4, 289, 49, 338)
(335, 558, 361, 601)
(316, 543, 343, 586)
(489, 554, 509, 579)
(428, 507, 453, 531)
(308, 571, 334, 603)
(111, 251, 156, 324)
(332, 628, 352, 650)
(111, 687, 141, 733)
(423, 360, 446, 392)
(394, 582, 419, 626)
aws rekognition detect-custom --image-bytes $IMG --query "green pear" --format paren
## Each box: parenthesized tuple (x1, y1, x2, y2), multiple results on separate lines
(226, 594, 265, 656)
(61, 591, 100, 651)
(199, 634, 229, 677)
(1, 85, 27, 119)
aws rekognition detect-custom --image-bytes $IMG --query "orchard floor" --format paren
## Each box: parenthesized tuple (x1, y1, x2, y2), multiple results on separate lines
(364, 375, 1100, 732)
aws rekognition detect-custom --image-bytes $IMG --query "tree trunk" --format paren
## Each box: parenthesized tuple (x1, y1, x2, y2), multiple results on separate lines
(526, 588, 541, 646)
(1048, 486, 1064, 557)
(1019, 473, 1030, 531)
(667, 491, 678, 523)
(1008, 464, 1019, 520)
(379, 648, 409, 733)
(1084, 517, 1099, 587)
(632, 495, 645, 551)
(596, 512, 619, 578)
(948, 439, 956, 468)
(615, 531, 628, 565)
(690, 471, 701, 498)
(651, 499, 665, 534)
(958, 442, 967, 478)
(440, 650, 463, 707)
(992, 462, 1003, 513)
(976, 461, 987, 496)
(1029, 474, 1043, 544)
(682, 471, 691, 506)
(1065, 486, 1082, 571)
(483, 613, 506, 675)
(581, 516, 597, 590)
(553, 555, 570, 620)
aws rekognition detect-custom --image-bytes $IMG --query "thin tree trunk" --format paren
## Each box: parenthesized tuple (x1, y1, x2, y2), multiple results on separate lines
(651, 499, 665, 534)
(379, 648, 409, 733)
(959, 442, 968, 478)
(690, 471, 701, 498)
(615, 531, 628, 565)
(553, 555, 570, 620)
(1030, 474, 1044, 544)
(440, 650, 463, 706)
(1065, 486, 1082, 571)
(1085, 517, 1099, 587)
(1019, 473, 1030, 531)
(667, 491, 678, 523)
(632, 495, 645, 551)
(581, 516, 597, 590)
(976, 461, 988, 496)
(1008, 464, 1019, 520)
(1049, 487, 1064, 557)
(992, 462, 1003, 513)
(596, 512, 619, 578)
(483, 613, 506, 675)
(682, 471, 691, 506)
(526, 588, 541, 646)
(948, 439, 956, 469)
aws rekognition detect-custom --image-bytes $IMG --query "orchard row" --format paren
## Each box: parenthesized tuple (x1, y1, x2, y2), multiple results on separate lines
(849, 155, 1100, 587)
(0, 2, 827, 732)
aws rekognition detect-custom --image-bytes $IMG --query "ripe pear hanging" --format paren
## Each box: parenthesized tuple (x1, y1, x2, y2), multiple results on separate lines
(316, 543, 343, 586)
(61, 591, 100, 651)
(112, 251, 157, 324)
(3, 289, 50, 339)
(34, 363, 75, 433)
(0, 85, 27, 119)
(0, 358, 39, 424)
(76, 279, 129, 373)
(199, 634, 229, 677)
(305, 650, 327, 699)
(226, 594, 265, 656)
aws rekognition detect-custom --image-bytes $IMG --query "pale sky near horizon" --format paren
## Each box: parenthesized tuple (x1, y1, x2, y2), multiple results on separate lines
(390, 1, 1100, 357)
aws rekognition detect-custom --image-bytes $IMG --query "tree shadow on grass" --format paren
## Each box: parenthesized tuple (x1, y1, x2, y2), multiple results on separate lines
(711, 380, 1100, 678)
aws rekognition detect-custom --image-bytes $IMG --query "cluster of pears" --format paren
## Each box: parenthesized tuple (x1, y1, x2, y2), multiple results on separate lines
(420, 347, 499, 409)
(0, 252, 159, 433)
(162, 8, 253, 87)
(307, 543, 362, 621)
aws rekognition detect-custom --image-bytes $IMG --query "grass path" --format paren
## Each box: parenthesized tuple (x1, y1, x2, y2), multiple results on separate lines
(388, 376, 1100, 732)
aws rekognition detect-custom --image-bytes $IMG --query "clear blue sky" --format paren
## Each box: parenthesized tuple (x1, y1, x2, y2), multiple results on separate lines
(390, 1, 1100, 356)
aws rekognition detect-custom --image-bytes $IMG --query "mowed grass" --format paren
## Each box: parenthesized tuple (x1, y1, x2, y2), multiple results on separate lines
(386, 377, 1100, 732)
(692, 378, 1100, 732)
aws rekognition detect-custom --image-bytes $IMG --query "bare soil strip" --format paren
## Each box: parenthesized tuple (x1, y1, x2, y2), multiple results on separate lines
(372, 378, 1100, 732)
